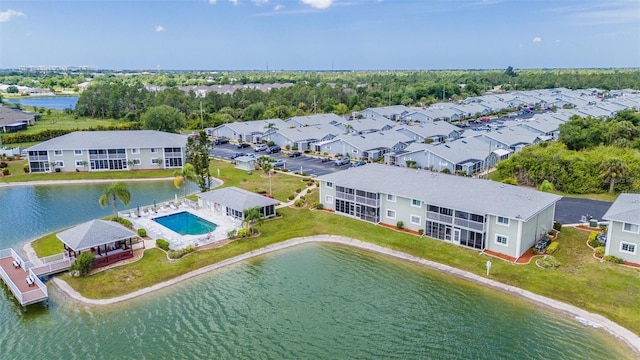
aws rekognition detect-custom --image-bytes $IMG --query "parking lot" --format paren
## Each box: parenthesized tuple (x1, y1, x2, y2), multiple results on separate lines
(209, 143, 351, 177)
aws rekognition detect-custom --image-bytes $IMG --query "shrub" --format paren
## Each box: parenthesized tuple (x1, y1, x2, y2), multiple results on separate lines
(603, 255, 624, 264)
(111, 216, 133, 228)
(137, 228, 147, 237)
(0, 162, 7, 168)
(255, 189, 267, 195)
(295, 188, 302, 193)
(546, 241, 560, 254)
(595, 246, 605, 258)
(553, 221, 562, 232)
(236, 228, 250, 238)
(227, 229, 237, 238)
(587, 231, 602, 247)
(294, 199, 304, 207)
(70, 252, 95, 276)
(537, 255, 560, 268)
(156, 239, 170, 251)
(396, 221, 404, 229)
(440, 168, 451, 174)
(418, 229, 424, 236)
(301, 172, 307, 176)
(23, 164, 30, 173)
(315, 203, 324, 210)
(537, 180, 556, 192)
(288, 195, 295, 201)
(168, 245, 196, 259)
(2, 168, 10, 176)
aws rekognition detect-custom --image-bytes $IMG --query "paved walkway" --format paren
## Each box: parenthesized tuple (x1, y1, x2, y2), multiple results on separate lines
(51, 235, 640, 356)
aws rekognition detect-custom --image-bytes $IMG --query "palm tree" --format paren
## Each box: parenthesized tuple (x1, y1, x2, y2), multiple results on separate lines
(599, 158, 626, 192)
(243, 206, 264, 234)
(345, 123, 354, 135)
(173, 163, 197, 198)
(99, 182, 131, 219)
(264, 122, 276, 143)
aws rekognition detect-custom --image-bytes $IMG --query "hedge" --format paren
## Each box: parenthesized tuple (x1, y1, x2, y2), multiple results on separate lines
(546, 241, 560, 254)
(1, 122, 141, 144)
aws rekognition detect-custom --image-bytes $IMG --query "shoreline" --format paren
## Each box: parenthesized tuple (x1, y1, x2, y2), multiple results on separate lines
(0, 177, 176, 188)
(50, 234, 640, 356)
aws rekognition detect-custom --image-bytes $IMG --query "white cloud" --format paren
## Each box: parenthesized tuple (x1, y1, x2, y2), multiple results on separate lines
(274, 4, 285, 11)
(229, 0, 238, 5)
(253, 0, 269, 5)
(0, 9, 26, 23)
(532, 37, 542, 43)
(155, 25, 166, 32)
(209, 0, 217, 4)
(301, 0, 333, 9)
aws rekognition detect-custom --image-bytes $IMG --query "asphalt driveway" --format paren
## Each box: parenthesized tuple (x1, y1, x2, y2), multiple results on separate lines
(555, 197, 612, 225)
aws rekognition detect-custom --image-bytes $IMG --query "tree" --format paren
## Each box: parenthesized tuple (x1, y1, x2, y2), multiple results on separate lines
(173, 163, 197, 198)
(242, 206, 264, 234)
(185, 131, 212, 192)
(264, 122, 276, 142)
(257, 155, 273, 175)
(599, 158, 626, 192)
(6, 85, 18, 94)
(99, 182, 131, 219)
(69, 252, 95, 277)
(558, 116, 604, 150)
(504, 66, 518, 78)
(142, 105, 185, 133)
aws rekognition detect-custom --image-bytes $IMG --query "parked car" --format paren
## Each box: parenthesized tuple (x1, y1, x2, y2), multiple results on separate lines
(213, 137, 229, 145)
(455, 122, 470, 128)
(230, 152, 245, 160)
(236, 142, 251, 149)
(289, 151, 302, 157)
(334, 157, 350, 166)
(351, 160, 366, 168)
(254, 144, 268, 152)
(272, 159, 286, 168)
(267, 145, 281, 154)
(321, 157, 332, 163)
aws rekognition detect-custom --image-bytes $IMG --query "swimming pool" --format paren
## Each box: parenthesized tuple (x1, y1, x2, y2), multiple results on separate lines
(153, 211, 218, 235)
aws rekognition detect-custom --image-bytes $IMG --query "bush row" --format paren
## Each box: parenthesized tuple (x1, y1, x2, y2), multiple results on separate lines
(1, 122, 141, 144)
(156, 239, 170, 251)
(168, 245, 196, 259)
(546, 241, 560, 254)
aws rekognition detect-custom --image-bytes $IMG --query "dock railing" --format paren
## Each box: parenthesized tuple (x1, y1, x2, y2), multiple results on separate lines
(0, 250, 25, 304)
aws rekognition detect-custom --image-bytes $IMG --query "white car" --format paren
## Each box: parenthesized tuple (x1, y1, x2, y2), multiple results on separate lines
(255, 144, 268, 152)
(272, 159, 286, 168)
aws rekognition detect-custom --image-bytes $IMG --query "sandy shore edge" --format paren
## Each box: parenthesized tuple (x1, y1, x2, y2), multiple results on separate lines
(50, 234, 640, 355)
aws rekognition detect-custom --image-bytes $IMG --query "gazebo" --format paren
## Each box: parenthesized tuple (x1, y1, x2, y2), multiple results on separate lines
(57, 219, 138, 268)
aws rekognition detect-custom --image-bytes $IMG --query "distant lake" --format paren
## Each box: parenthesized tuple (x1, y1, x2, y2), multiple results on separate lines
(5, 96, 78, 111)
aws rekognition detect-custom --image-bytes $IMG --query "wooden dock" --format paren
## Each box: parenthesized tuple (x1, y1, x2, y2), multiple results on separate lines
(0, 249, 48, 306)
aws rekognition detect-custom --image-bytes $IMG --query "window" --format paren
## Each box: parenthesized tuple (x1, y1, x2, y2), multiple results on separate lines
(150, 148, 158, 153)
(54, 150, 63, 156)
(496, 216, 509, 225)
(411, 199, 421, 208)
(54, 161, 64, 168)
(326, 182, 333, 189)
(387, 194, 396, 202)
(325, 195, 334, 204)
(386, 209, 396, 219)
(623, 223, 639, 233)
(620, 242, 636, 254)
(131, 148, 140, 154)
(132, 159, 141, 165)
(410, 215, 421, 225)
(352, 149, 359, 154)
(75, 160, 85, 167)
(74, 150, 82, 156)
(495, 234, 508, 246)
(151, 158, 160, 165)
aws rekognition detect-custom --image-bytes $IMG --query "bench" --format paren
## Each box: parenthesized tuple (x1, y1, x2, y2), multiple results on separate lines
(26, 275, 34, 287)
(12, 260, 20, 269)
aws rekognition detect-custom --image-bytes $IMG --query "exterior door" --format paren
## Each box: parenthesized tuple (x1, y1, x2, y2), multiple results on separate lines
(453, 228, 461, 245)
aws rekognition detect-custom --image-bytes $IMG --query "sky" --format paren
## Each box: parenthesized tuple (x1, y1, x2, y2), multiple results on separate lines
(0, 0, 639, 70)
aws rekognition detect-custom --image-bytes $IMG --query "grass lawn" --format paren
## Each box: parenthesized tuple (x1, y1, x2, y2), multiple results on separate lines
(31, 232, 65, 256)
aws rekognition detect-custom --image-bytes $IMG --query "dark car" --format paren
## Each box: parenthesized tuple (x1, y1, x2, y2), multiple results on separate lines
(230, 152, 245, 160)
(267, 145, 281, 154)
(213, 138, 229, 145)
(289, 151, 302, 157)
(351, 160, 366, 168)
(236, 142, 251, 149)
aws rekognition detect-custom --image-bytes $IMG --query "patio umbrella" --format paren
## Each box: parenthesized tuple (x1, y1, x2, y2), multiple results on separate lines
(153, 199, 157, 211)
(175, 193, 178, 205)
(137, 204, 140, 217)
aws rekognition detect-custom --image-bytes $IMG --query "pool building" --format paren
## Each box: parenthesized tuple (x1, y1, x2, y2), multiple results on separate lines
(197, 187, 279, 221)
(318, 164, 561, 260)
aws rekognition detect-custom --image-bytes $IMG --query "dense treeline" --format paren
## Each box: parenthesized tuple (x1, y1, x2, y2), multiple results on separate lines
(496, 110, 640, 193)
(73, 69, 640, 130)
(1, 122, 141, 144)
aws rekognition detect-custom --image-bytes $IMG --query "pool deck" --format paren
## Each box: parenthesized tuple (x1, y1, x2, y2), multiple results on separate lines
(121, 205, 240, 250)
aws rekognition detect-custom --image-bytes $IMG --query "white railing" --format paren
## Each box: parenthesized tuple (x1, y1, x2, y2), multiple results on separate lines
(453, 218, 485, 231)
(0, 248, 11, 259)
(0, 263, 24, 304)
(9, 248, 27, 271)
(29, 269, 48, 298)
(39, 252, 67, 264)
(426, 211, 453, 224)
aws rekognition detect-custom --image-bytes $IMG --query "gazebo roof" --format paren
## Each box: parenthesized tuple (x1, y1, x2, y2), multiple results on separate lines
(56, 219, 137, 251)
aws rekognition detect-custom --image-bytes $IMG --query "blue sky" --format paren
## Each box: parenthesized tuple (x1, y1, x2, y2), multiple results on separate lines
(1, 0, 638, 70)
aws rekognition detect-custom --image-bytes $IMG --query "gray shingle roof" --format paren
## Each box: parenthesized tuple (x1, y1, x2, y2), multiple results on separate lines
(56, 219, 137, 251)
(197, 186, 279, 211)
(27, 130, 188, 151)
(318, 164, 561, 220)
(602, 193, 640, 225)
